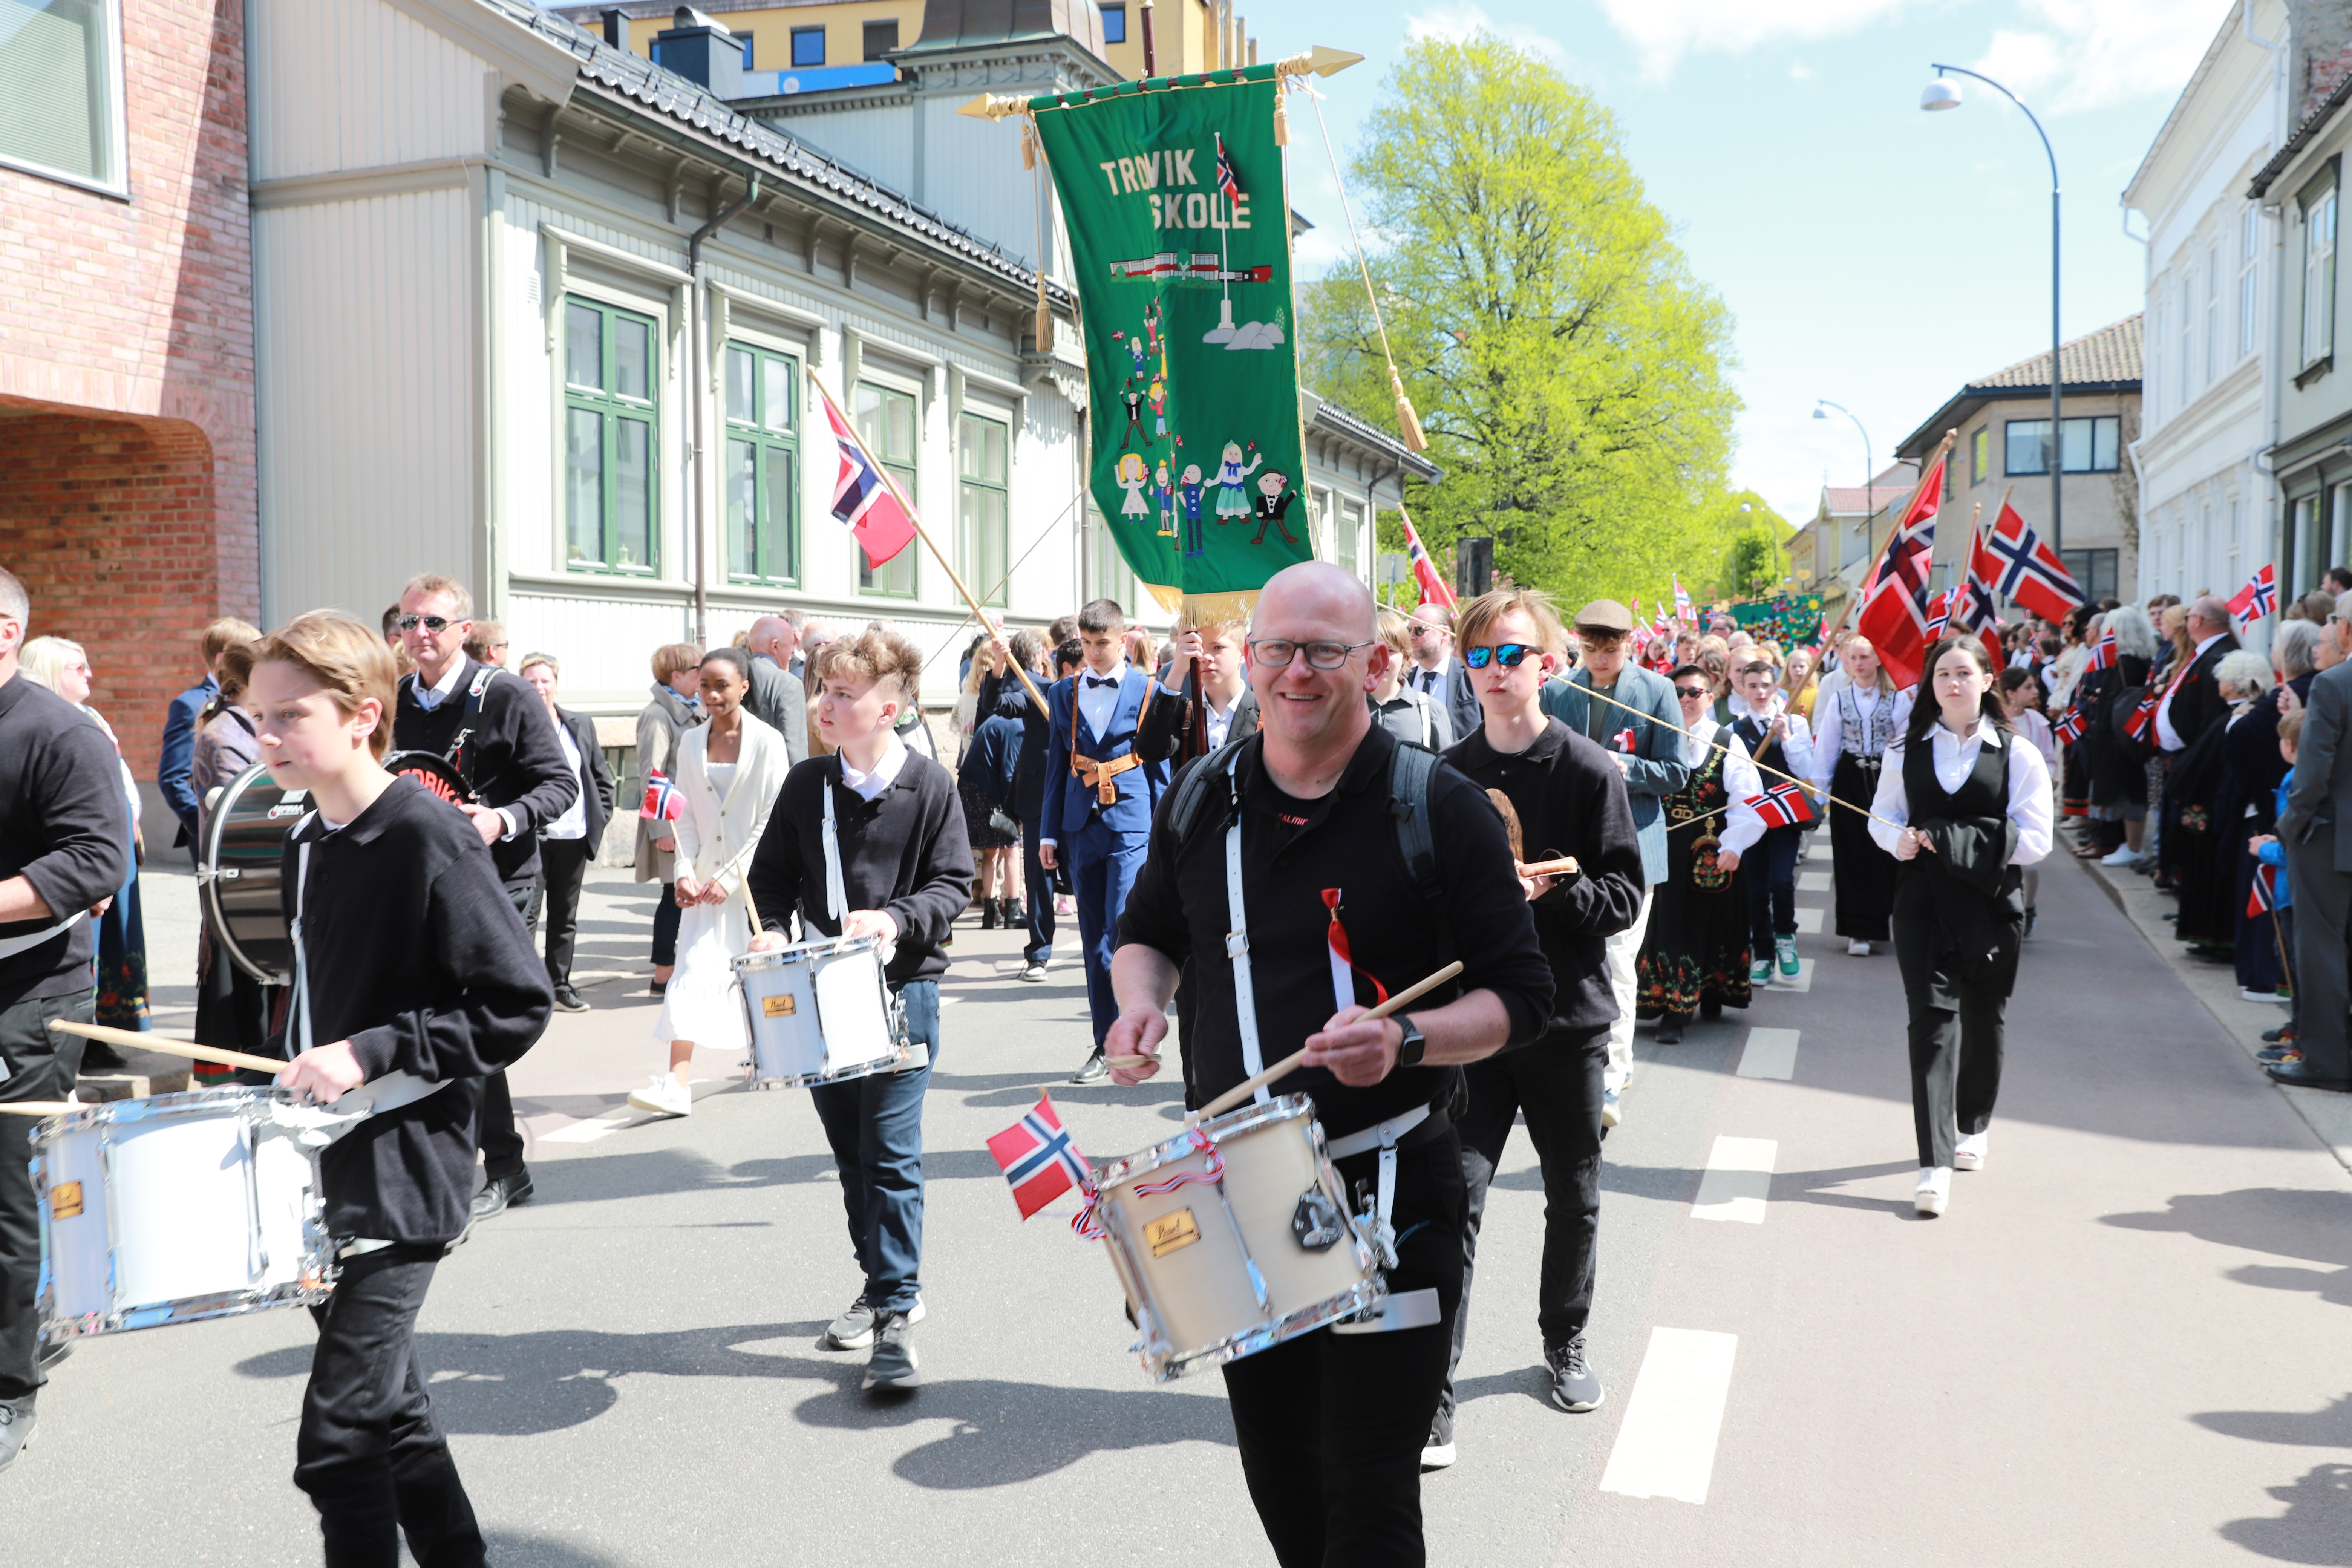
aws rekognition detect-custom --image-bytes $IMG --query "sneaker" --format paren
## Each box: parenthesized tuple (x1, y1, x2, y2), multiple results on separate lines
(2258, 1046, 2303, 1066)
(1655, 1016, 1684, 1045)
(1953, 1131, 1988, 1171)
(626, 1073, 693, 1118)
(1775, 936, 1799, 978)
(865, 1311, 921, 1390)
(1069, 1049, 1109, 1085)
(1600, 1086, 1621, 1130)
(2099, 847, 2145, 868)
(1020, 962, 1050, 983)
(825, 1294, 927, 1350)
(1547, 1337, 1604, 1412)
(1847, 939, 1872, 956)
(2262, 1025, 2298, 1045)
(1750, 956, 1773, 985)
(1914, 1166, 1952, 1217)
(2023, 908, 2038, 940)
(551, 984, 589, 1014)
(2242, 988, 2289, 1005)
(1422, 1407, 1457, 1470)
(0, 1398, 32, 1473)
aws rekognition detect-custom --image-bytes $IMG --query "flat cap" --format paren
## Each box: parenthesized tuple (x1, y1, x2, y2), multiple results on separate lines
(1574, 599, 1634, 633)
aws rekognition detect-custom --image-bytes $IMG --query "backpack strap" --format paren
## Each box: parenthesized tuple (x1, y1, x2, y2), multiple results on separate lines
(1386, 741, 1444, 912)
(448, 665, 502, 795)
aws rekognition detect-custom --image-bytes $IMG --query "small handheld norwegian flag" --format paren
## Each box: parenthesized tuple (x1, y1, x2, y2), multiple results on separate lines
(639, 769, 683, 822)
(2248, 863, 2279, 920)
(1611, 727, 1637, 752)
(987, 1093, 1092, 1220)
(2228, 562, 2279, 623)
(2123, 686, 2160, 745)
(2053, 703, 2086, 746)
(1746, 780, 1816, 830)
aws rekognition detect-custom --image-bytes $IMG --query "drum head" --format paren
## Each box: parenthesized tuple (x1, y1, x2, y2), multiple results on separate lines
(384, 750, 470, 805)
(200, 761, 306, 985)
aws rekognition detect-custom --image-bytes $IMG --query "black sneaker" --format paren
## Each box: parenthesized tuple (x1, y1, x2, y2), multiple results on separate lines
(2262, 1025, 2298, 1045)
(1547, 1337, 1604, 1413)
(1421, 1406, 1457, 1470)
(1656, 1015, 1685, 1045)
(0, 1398, 33, 1473)
(551, 985, 589, 1014)
(80, 1041, 128, 1071)
(2023, 908, 2038, 940)
(2258, 1046, 2303, 1067)
(864, 1311, 920, 1391)
(1069, 1049, 1109, 1085)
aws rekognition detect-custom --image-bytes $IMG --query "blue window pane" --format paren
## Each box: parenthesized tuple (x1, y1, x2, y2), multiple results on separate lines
(792, 27, 825, 66)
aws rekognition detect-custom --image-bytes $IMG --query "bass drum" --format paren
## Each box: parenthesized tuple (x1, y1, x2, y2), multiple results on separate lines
(383, 749, 471, 807)
(199, 762, 309, 985)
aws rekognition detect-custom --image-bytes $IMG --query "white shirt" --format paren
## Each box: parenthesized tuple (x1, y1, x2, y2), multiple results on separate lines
(1808, 684, 1912, 788)
(1410, 654, 1453, 698)
(1076, 661, 1131, 738)
(2155, 632, 2227, 753)
(410, 657, 467, 711)
(1680, 717, 1767, 856)
(1727, 693, 1815, 784)
(545, 722, 588, 839)
(1866, 718, 2053, 867)
(839, 733, 908, 802)
(1202, 692, 1242, 752)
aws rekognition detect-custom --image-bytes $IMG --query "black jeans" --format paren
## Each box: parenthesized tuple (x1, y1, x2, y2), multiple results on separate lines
(1441, 1026, 1606, 1423)
(1018, 818, 1055, 966)
(296, 1245, 483, 1568)
(1222, 1132, 1465, 1568)
(531, 838, 594, 988)
(1746, 824, 1802, 954)
(475, 884, 534, 1181)
(0, 991, 89, 1401)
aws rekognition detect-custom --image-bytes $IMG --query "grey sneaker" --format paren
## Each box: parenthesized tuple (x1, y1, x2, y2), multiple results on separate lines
(0, 1398, 34, 1473)
(1421, 1405, 1457, 1470)
(1020, 962, 1050, 983)
(865, 1311, 921, 1390)
(1547, 1337, 1604, 1413)
(824, 1293, 925, 1350)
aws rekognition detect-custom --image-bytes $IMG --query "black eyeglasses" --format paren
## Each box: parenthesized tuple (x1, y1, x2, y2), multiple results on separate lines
(1674, 685, 1709, 699)
(397, 614, 454, 633)
(1248, 639, 1372, 670)
(1463, 643, 1538, 669)
(1408, 624, 1441, 639)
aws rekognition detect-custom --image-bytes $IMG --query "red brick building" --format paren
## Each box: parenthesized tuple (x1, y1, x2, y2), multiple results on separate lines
(1, 2, 257, 786)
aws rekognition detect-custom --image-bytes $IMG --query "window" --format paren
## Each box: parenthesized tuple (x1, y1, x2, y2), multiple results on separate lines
(2294, 495, 2317, 591)
(854, 382, 918, 597)
(957, 412, 1009, 607)
(862, 19, 898, 60)
(723, 343, 798, 586)
(2059, 549, 2119, 604)
(0, 0, 126, 194)
(736, 33, 754, 69)
(2205, 244, 2220, 387)
(1102, 2, 1127, 43)
(564, 298, 659, 574)
(1971, 427, 1990, 486)
(1336, 498, 1364, 576)
(1085, 502, 1133, 609)
(791, 26, 825, 67)
(2240, 206, 2261, 357)
(2303, 184, 2337, 365)
(2004, 416, 2119, 475)
(2147, 297, 2164, 420)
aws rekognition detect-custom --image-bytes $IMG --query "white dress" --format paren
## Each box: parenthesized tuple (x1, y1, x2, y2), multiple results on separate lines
(653, 761, 752, 1050)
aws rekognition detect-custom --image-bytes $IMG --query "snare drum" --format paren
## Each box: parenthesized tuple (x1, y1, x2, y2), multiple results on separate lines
(199, 761, 309, 984)
(32, 1087, 337, 1341)
(732, 934, 910, 1088)
(1089, 1095, 1384, 1381)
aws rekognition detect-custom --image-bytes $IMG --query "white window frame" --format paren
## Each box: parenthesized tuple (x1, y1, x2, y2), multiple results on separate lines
(2303, 184, 2338, 367)
(2205, 243, 2220, 387)
(2239, 206, 2261, 358)
(0, 0, 129, 199)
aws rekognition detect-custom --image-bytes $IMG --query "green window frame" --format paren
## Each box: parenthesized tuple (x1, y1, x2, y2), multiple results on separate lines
(724, 342, 799, 586)
(855, 381, 919, 597)
(957, 411, 1010, 607)
(564, 297, 660, 575)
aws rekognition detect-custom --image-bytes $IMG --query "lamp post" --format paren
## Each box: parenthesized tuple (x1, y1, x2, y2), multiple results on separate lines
(1814, 399, 1871, 575)
(1923, 64, 2063, 553)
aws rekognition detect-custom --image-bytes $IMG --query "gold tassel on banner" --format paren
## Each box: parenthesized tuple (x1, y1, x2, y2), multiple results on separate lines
(1020, 119, 1036, 171)
(1035, 290, 1054, 354)
(1272, 86, 1291, 145)
(1389, 366, 1427, 453)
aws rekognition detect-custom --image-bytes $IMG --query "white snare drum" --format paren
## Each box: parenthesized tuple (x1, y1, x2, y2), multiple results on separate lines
(732, 934, 910, 1089)
(32, 1087, 337, 1341)
(1087, 1095, 1384, 1381)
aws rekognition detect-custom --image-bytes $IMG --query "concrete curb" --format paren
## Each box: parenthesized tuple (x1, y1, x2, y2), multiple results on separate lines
(2067, 829, 2352, 1173)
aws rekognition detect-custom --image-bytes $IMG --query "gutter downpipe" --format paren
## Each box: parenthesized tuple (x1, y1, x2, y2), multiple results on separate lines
(689, 172, 762, 646)
(2243, 5, 2287, 594)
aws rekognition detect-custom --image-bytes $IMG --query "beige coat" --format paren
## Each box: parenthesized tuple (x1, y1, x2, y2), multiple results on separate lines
(669, 710, 790, 898)
(632, 684, 703, 884)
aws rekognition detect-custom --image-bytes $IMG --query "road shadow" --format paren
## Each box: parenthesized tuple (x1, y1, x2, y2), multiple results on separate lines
(2197, 1394, 2352, 1448)
(1769, 1160, 1919, 1218)
(2219, 1462, 2352, 1565)
(477, 1532, 632, 1568)
(2103, 1190, 2352, 1310)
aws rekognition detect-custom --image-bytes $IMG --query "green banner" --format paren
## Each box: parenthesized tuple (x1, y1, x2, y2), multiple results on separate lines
(1031, 67, 1308, 617)
(1729, 594, 1824, 649)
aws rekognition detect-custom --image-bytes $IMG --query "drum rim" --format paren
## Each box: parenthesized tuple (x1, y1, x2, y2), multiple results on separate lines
(730, 932, 886, 971)
(201, 760, 301, 986)
(1145, 1278, 1389, 1383)
(1092, 1092, 1317, 1192)
(382, 748, 471, 799)
(29, 1083, 307, 1139)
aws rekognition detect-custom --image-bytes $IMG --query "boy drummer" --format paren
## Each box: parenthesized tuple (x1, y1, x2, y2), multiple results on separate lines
(250, 611, 552, 1561)
(746, 625, 974, 1392)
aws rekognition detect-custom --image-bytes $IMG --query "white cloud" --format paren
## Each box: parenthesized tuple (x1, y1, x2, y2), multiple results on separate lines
(1404, 2, 1565, 60)
(1589, 0, 1914, 80)
(1971, 0, 2221, 115)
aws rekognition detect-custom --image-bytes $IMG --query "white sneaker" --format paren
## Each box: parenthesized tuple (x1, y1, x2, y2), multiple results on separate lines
(1953, 1132, 1987, 1172)
(1020, 962, 1050, 983)
(1847, 939, 1871, 956)
(1914, 1166, 1952, 1217)
(1600, 1087, 1622, 1130)
(2099, 847, 2145, 868)
(2240, 988, 2288, 1005)
(627, 1073, 693, 1118)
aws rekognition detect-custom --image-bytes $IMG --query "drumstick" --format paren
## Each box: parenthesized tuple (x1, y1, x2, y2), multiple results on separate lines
(1187, 960, 1467, 1123)
(0, 1102, 78, 1116)
(1518, 856, 1579, 878)
(1485, 789, 1524, 860)
(740, 876, 765, 937)
(48, 1019, 286, 1076)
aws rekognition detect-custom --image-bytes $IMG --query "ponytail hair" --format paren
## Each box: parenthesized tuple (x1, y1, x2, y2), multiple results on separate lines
(1903, 634, 2009, 749)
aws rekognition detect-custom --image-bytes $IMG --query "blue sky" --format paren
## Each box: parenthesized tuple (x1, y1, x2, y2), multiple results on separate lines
(1252, 0, 2229, 528)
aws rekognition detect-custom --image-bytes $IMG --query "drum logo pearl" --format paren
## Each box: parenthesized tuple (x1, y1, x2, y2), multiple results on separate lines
(760, 995, 797, 1018)
(49, 1182, 82, 1221)
(1144, 1209, 1201, 1258)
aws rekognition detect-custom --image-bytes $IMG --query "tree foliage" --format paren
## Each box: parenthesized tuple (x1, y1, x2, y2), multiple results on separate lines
(1309, 35, 1744, 608)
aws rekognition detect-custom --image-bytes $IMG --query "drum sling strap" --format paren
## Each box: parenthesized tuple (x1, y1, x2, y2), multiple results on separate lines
(0, 908, 86, 961)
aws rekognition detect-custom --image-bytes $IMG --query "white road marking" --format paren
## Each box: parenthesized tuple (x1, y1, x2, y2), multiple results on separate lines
(542, 1111, 632, 1145)
(1598, 1327, 1741, 1504)
(1690, 1136, 1776, 1223)
(1736, 1027, 1800, 1081)
(941, 995, 965, 1005)
(1797, 870, 1831, 891)
(1767, 958, 1813, 992)
(1793, 907, 1823, 933)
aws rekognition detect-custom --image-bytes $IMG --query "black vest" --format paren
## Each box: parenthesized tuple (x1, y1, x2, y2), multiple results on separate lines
(1901, 724, 2008, 824)
(1894, 727, 2025, 996)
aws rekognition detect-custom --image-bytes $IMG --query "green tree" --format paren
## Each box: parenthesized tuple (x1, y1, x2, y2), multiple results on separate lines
(1311, 35, 1741, 607)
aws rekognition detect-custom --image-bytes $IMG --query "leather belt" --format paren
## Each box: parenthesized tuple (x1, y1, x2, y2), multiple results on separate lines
(1072, 750, 1141, 805)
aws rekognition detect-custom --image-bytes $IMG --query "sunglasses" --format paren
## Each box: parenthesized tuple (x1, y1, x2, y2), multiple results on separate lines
(397, 614, 455, 633)
(1674, 685, 1710, 699)
(1463, 643, 1539, 669)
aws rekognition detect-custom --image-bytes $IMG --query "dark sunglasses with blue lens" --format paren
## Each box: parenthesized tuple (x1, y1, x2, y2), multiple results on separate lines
(1463, 643, 1539, 670)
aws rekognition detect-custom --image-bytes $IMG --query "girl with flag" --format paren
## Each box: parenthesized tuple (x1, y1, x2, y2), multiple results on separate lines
(1870, 635, 2053, 1219)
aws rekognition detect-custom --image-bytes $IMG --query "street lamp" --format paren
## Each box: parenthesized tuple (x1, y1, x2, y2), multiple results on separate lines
(1922, 64, 2064, 552)
(1813, 399, 1873, 498)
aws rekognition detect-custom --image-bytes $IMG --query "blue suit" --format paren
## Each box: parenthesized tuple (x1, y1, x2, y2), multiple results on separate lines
(1041, 667, 1170, 1046)
(157, 674, 216, 858)
(1540, 664, 1686, 886)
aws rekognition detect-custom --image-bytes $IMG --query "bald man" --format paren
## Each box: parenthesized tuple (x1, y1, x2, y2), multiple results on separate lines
(1109, 562, 1554, 1566)
(743, 615, 808, 766)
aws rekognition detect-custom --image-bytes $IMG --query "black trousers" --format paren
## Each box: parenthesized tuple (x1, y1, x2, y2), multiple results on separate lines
(1222, 1132, 1465, 1568)
(1893, 916, 2007, 1168)
(0, 991, 89, 1402)
(475, 884, 534, 1181)
(1746, 824, 1801, 952)
(1018, 817, 1055, 966)
(1440, 1026, 1606, 1423)
(296, 1245, 484, 1568)
(2284, 835, 2352, 1080)
(1828, 754, 1896, 942)
(530, 838, 594, 988)
(651, 882, 683, 968)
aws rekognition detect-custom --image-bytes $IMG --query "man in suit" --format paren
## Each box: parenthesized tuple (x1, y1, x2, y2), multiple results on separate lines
(2275, 596, 2352, 1092)
(744, 615, 810, 766)
(2149, 594, 2239, 874)
(1040, 600, 1171, 1083)
(1539, 600, 1688, 1121)
(518, 654, 615, 1012)
(157, 617, 260, 863)
(1406, 601, 1484, 742)
(1138, 617, 1260, 762)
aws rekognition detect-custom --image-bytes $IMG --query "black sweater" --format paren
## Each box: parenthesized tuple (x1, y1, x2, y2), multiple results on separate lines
(746, 752, 976, 986)
(394, 659, 578, 887)
(0, 674, 132, 1006)
(269, 776, 553, 1242)
(1445, 719, 1646, 1034)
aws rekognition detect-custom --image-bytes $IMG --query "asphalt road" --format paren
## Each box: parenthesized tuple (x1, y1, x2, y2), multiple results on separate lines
(9, 838, 2351, 1565)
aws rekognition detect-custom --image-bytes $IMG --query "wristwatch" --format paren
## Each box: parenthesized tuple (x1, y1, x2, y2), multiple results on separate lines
(1393, 1015, 1427, 1068)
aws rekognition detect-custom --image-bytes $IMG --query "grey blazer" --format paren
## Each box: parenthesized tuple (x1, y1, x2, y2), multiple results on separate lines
(2281, 661, 2352, 871)
(745, 652, 809, 767)
(1539, 663, 1688, 886)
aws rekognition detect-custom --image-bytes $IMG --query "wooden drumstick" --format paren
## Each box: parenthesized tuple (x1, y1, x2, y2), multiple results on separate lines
(1187, 960, 1467, 1122)
(0, 1102, 80, 1116)
(1518, 856, 1579, 879)
(48, 1019, 286, 1077)
(1485, 789, 1524, 860)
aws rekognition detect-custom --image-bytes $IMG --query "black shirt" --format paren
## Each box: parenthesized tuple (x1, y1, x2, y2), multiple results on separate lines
(270, 776, 553, 1242)
(393, 658, 579, 887)
(1444, 720, 1646, 1033)
(746, 753, 976, 987)
(0, 674, 131, 1006)
(1118, 724, 1554, 1139)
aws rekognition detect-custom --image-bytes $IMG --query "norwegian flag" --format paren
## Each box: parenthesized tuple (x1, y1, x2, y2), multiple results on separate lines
(2248, 863, 2279, 920)
(1611, 727, 1637, 752)
(2083, 625, 2117, 674)
(986, 1094, 1092, 1220)
(1399, 508, 1455, 609)
(1924, 584, 1958, 639)
(1745, 779, 1816, 830)
(2123, 684, 2160, 745)
(2229, 562, 2279, 623)
(1673, 576, 1694, 622)
(1981, 499, 2087, 621)
(1856, 450, 1946, 688)
(638, 769, 683, 822)
(2053, 702, 2086, 746)
(812, 377, 918, 570)
(1956, 533, 2012, 669)
(1215, 132, 1242, 200)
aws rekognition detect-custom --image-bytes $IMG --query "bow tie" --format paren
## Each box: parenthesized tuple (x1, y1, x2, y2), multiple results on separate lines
(1085, 675, 1121, 689)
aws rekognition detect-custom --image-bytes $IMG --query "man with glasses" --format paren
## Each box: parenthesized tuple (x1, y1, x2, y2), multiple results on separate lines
(391, 574, 578, 1232)
(1540, 599, 1686, 1129)
(1406, 602, 1483, 744)
(1108, 563, 1553, 1563)
(2274, 593, 2352, 1092)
